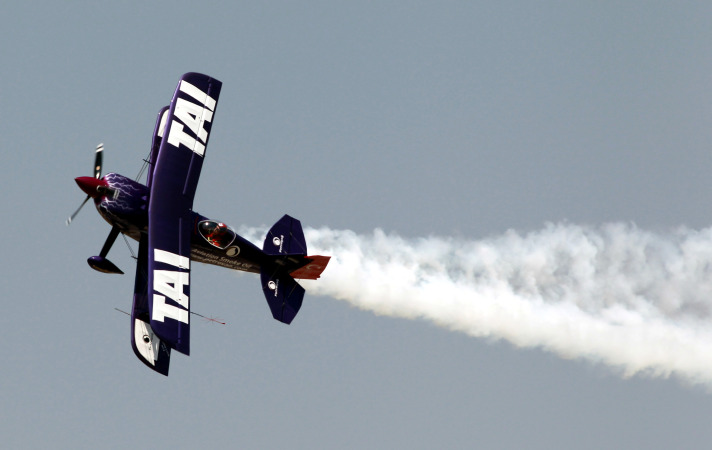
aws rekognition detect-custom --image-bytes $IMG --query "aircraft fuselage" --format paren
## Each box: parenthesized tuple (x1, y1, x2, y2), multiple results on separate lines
(78, 172, 266, 274)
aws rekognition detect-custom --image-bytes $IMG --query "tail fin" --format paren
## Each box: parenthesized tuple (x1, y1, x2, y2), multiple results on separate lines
(263, 214, 307, 257)
(260, 215, 330, 324)
(263, 214, 331, 278)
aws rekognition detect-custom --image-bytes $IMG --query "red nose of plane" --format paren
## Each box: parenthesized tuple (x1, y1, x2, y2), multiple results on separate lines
(75, 176, 108, 198)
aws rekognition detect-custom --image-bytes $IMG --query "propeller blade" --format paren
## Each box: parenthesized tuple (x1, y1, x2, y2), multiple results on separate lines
(94, 143, 104, 179)
(66, 195, 90, 226)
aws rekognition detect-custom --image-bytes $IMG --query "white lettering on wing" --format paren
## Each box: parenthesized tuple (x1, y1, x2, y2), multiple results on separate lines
(167, 121, 206, 156)
(179, 80, 217, 111)
(152, 295, 190, 324)
(166, 80, 216, 157)
(151, 249, 190, 324)
(154, 248, 190, 269)
(174, 98, 213, 143)
(153, 270, 190, 308)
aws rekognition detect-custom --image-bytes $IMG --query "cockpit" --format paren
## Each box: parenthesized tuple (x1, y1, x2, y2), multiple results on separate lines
(198, 220, 236, 249)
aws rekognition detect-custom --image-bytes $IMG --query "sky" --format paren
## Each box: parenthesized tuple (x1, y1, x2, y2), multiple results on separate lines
(3, 1, 712, 448)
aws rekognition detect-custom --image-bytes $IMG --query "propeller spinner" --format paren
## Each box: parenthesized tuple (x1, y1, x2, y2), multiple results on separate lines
(66, 143, 104, 226)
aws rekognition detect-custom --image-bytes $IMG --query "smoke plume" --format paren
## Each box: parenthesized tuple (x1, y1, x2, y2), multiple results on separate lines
(248, 223, 712, 385)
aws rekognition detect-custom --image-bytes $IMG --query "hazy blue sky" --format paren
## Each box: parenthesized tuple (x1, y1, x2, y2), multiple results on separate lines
(3, 2, 712, 448)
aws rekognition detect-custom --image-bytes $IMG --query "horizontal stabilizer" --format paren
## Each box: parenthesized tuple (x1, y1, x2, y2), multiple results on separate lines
(260, 270, 305, 324)
(263, 215, 307, 256)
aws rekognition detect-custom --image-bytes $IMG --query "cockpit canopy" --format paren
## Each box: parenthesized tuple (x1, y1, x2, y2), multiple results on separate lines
(198, 220, 236, 249)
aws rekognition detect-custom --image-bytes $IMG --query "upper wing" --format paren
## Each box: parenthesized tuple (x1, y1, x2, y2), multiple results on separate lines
(147, 73, 223, 355)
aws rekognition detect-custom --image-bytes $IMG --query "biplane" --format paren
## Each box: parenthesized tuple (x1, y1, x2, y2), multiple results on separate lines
(68, 73, 330, 375)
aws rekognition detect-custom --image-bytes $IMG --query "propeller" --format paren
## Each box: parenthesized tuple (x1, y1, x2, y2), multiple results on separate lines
(66, 196, 90, 226)
(93, 143, 103, 179)
(66, 143, 104, 226)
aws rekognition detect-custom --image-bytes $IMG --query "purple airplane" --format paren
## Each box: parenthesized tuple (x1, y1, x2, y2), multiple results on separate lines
(68, 73, 330, 376)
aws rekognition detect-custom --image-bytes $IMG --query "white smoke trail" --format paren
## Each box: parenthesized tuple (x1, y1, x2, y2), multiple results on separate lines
(245, 223, 712, 385)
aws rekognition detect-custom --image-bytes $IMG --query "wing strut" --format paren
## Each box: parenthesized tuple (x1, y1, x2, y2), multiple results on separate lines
(100, 226, 121, 257)
(87, 226, 124, 274)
